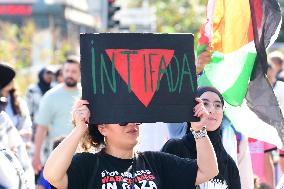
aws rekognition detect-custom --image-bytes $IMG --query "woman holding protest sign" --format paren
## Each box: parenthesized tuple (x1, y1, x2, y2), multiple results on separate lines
(43, 96, 218, 189)
(162, 86, 241, 189)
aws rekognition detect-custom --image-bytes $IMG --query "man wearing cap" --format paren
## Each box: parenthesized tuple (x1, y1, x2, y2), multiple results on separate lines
(32, 56, 81, 174)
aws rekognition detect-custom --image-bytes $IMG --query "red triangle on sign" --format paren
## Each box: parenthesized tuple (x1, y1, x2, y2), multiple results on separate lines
(105, 49, 175, 107)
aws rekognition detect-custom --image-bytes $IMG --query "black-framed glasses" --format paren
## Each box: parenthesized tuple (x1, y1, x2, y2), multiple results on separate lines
(118, 123, 142, 126)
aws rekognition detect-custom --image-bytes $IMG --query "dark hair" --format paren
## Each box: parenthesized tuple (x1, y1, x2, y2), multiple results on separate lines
(52, 136, 65, 149)
(38, 68, 46, 80)
(9, 88, 23, 116)
(259, 182, 272, 189)
(196, 86, 224, 106)
(38, 67, 54, 81)
(84, 124, 105, 149)
(66, 55, 80, 64)
(270, 56, 283, 66)
(55, 68, 62, 78)
(0, 63, 15, 90)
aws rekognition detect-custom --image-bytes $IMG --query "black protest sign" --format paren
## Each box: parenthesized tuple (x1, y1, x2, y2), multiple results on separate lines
(80, 33, 198, 124)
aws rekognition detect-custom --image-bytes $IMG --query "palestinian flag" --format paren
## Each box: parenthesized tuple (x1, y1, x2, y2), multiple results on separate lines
(198, 0, 284, 147)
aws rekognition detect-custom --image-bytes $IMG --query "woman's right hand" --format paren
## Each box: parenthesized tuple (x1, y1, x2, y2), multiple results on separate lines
(72, 99, 90, 133)
(44, 99, 90, 189)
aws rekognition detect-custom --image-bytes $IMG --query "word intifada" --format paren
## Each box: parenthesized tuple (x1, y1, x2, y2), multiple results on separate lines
(91, 48, 195, 94)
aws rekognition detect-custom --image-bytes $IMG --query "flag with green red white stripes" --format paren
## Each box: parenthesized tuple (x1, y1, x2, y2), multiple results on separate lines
(198, 0, 284, 147)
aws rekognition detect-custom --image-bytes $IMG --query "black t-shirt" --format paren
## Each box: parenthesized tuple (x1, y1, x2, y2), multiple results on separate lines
(66, 150, 198, 189)
(161, 129, 241, 189)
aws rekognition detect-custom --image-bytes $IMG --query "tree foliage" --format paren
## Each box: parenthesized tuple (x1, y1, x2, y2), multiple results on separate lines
(123, 0, 207, 33)
(0, 20, 74, 92)
(150, 0, 206, 33)
(0, 20, 35, 69)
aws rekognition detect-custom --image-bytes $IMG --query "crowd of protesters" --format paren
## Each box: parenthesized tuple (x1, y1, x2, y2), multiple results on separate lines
(0, 49, 284, 189)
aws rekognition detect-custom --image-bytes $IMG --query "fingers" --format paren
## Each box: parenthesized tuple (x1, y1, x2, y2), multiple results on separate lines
(74, 107, 90, 124)
(199, 51, 211, 63)
(76, 105, 89, 113)
(194, 104, 208, 118)
(193, 98, 203, 112)
(74, 99, 89, 109)
(198, 108, 209, 118)
(194, 107, 205, 117)
(193, 102, 203, 116)
(206, 46, 212, 52)
(193, 98, 209, 118)
(36, 164, 42, 175)
(32, 159, 42, 175)
(73, 100, 90, 126)
(195, 97, 202, 102)
(79, 107, 90, 124)
(191, 97, 210, 130)
(198, 47, 212, 65)
(196, 50, 211, 74)
(73, 100, 89, 116)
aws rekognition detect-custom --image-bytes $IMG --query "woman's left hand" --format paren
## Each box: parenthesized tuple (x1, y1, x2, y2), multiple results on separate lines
(191, 98, 209, 131)
(72, 99, 90, 132)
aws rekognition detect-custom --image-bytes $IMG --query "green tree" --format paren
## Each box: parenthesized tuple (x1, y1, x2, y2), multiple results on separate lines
(0, 20, 35, 69)
(0, 21, 74, 93)
(121, 0, 207, 33)
(52, 39, 74, 65)
(150, 0, 206, 33)
(0, 22, 19, 65)
(0, 21, 74, 68)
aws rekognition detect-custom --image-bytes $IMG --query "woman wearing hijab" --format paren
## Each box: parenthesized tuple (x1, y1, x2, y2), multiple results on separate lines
(162, 86, 241, 189)
(26, 67, 54, 122)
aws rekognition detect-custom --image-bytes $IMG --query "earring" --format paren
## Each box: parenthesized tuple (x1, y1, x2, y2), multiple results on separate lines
(103, 136, 107, 145)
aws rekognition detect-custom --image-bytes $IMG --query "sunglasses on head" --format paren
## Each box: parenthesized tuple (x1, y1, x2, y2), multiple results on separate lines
(118, 123, 142, 126)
